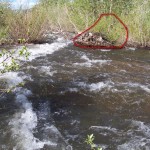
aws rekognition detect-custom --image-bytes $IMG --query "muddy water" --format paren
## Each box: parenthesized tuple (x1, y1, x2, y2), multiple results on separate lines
(0, 37, 150, 150)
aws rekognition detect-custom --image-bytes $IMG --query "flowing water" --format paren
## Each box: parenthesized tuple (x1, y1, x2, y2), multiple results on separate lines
(0, 36, 150, 150)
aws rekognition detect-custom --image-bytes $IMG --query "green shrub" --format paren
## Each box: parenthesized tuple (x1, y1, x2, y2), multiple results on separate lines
(85, 134, 102, 150)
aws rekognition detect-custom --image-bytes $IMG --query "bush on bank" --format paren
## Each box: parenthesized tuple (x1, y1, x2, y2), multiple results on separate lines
(0, 0, 150, 47)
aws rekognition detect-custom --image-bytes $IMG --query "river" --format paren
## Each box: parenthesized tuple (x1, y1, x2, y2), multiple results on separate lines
(0, 35, 150, 150)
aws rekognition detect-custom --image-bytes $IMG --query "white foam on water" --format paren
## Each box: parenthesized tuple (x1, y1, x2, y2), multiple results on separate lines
(134, 84, 150, 93)
(125, 47, 136, 51)
(109, 81, 150, 95)
(76, 80, 150, 95)
(74, 54, 111, 67)
(68, 88, 78, 92)
(89, 119, 150, 149)
(90, 126, 118, 133)
(0, 72, 23, 88)
(131, 120, 150, 137)
(88, 82, 112, 92)
(36, 102, 70, 149)
(28, 37, 71, 60)
(90, 121, 150, 149)
(118, 138, 150, 150)
(1, 72, 56, 150)
(119, 82, 150, 94)
(101, 49, 111, 52)
(77, 81, 113, 92)
(38, 66, 57, 76)
(10, 89, 55, 150)
(0, 37, 72, 148)
(118, 120, 150, 150)
(44, 124, 66, 144)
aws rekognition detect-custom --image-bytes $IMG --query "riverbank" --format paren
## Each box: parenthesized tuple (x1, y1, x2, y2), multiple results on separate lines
(1, 31, 150, 50)
(0, 0, 150, 49)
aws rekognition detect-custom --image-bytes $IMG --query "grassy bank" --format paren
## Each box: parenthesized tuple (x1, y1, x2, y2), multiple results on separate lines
(0, 0, 150, 47)
(0, 2, 50, 45)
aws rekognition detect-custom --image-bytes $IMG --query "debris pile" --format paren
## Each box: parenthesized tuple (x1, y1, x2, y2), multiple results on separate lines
(76, 32, 113, 46)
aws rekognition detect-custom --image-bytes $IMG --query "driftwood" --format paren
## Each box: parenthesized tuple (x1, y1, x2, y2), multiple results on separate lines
(75, 32, 113, 46)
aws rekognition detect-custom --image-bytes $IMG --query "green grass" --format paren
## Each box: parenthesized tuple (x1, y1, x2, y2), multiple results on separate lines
(0, 0, 150, 47)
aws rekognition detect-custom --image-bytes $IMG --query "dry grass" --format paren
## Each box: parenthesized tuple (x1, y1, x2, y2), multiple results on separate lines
(0, 0, 150, 47)
(6, 6, 50, 44)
